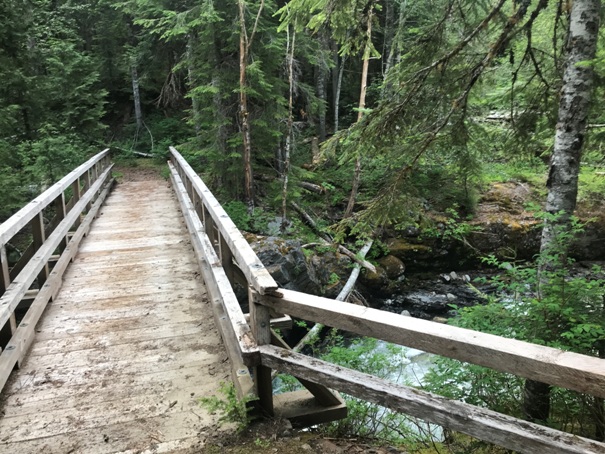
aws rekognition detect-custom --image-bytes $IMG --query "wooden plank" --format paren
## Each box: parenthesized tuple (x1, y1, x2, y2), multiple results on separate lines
(250, 288, 273, 416)
(244, 314, 292, 330)
(0, 246, 9, 295)
(0, 174, 235, 453)
(29, 320, 208, 357)
(0, 149, 109, 246)
(54, 192, 67, 252)
(0, 412, 223, 454)
(263, 289, 605, 399)
(0, 178, 114, 391)
(1, 362, 223, 411)
(31, 212, 49, 286)
(260, 345, 605, 454)
(0, 165, 113, 337)
(169, 148, 278, 295)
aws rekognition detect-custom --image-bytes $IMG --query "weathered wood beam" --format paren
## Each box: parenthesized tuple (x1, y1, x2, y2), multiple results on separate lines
(262, 289, 605, 399)
(169, 148, 278, 295)
(260, 345, 605, 454)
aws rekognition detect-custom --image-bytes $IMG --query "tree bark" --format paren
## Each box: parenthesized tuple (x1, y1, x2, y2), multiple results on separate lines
(238, 0, 254, 211)
(334, 54, 346, 133)
(281, 24, 296, 233)
(316, 31, 329, 143)
(186, 33, 201, 138)
(525, 0, 601, 425)
(344, 3, 374, 218)
(130, 61, 142, 131)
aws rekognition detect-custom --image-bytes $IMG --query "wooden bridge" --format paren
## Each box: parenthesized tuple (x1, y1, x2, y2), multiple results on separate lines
(1, 148, 604, 453)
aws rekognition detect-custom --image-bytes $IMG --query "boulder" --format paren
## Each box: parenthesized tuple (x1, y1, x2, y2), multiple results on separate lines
(377, 255, 406, 279)
(360, 266, 390, 295)
(251, 237, 321, 294)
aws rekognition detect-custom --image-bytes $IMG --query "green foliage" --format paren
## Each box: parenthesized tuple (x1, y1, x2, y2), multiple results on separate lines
(318, 332, 432, 446)
(224, 201, 252, 230)
(422, 205, 479, 245)
(425, 213, 605, 437)
(199, 382, 254, 432)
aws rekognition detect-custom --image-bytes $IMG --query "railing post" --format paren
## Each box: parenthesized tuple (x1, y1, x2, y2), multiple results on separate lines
(219, 234, 235, 286)
(70, 177, 81, 230)
(249, 288, 273, 416)
(55, 193, 67, 251)
(0, 246, 16, 351)
(32, 212, 49, 287)
(83, 169, 92, 211)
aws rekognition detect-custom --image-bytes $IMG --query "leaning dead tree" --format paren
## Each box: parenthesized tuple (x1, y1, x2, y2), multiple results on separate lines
(293, 239, 373, 353)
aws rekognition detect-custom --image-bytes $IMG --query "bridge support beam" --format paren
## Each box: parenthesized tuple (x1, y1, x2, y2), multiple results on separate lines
(249, 288, 274, 417)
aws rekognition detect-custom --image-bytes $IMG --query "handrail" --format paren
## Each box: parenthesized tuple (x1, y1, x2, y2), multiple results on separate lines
(263, 289, 605, 399)
(169, 147, 278, 295)
(167, 147, 605, 453)
(167, 158, 256, 400)
(0, 149, 114, 392)
(0, 149, 110, 246)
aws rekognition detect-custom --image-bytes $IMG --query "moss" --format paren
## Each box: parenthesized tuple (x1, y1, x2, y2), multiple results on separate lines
(386, 239, 432, 256)
(377, 255, 406, 279)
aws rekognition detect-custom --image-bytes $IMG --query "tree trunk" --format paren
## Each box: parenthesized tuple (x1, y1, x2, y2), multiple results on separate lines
(292, 240, 373, 353)
(186, 33, 201, 138)
(525, 0, 601, 424)
(331, 39, 339, 131)
(315, 31, 329, 143)
(130, 62, 142, 131)
(334, 54, 346, 133)
(281, 24, 296, 233)
(238, 0, 254, 211)
(383, 0, 408, 97)
(382, 0, 395, 78)
(344, 3, 374, 218)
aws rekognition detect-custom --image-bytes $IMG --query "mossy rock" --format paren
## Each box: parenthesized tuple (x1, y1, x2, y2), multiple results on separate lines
(377, 255, 406, 279)
(360, 266, 389, 291)
(385, 239, 433, 261)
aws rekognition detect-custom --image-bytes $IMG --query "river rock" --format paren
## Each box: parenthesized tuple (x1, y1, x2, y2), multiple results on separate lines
(360, 266, 391, 296)
(377, 255, 406, 279)
(402, 291, 449, 313)
(251, 237, 321, 294)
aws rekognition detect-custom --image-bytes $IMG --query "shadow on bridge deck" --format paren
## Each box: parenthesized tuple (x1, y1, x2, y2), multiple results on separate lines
(0, 173, 233, 453)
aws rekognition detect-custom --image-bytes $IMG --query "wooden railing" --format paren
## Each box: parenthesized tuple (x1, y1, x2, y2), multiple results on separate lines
(168, 147, 605, 453)
(0, 149, 114, 391)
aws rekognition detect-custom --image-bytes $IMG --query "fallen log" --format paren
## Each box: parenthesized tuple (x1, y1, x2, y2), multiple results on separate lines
(291, 202, 376, 273)
(299, 181, 326, 194)
(292, 240, 373, 353)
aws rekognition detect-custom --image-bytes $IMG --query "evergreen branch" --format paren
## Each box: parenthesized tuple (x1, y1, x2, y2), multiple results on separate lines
(412, 0, 507, 81)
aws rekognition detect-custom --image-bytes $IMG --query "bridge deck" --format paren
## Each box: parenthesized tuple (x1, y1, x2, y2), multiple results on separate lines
(0, 174, 231, 453)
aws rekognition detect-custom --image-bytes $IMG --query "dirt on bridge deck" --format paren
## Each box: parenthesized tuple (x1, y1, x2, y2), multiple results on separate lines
(0, 167, 235, 453)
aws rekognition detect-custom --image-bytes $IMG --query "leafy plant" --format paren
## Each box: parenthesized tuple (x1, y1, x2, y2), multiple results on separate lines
(425, 212, 605, 440)
(318, 332, 435, 447)
(199, 382, 255, 432)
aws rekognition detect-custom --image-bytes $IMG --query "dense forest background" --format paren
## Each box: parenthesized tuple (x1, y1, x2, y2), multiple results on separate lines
(3, 0, 604, 228)
(2, 0, 605, 449)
